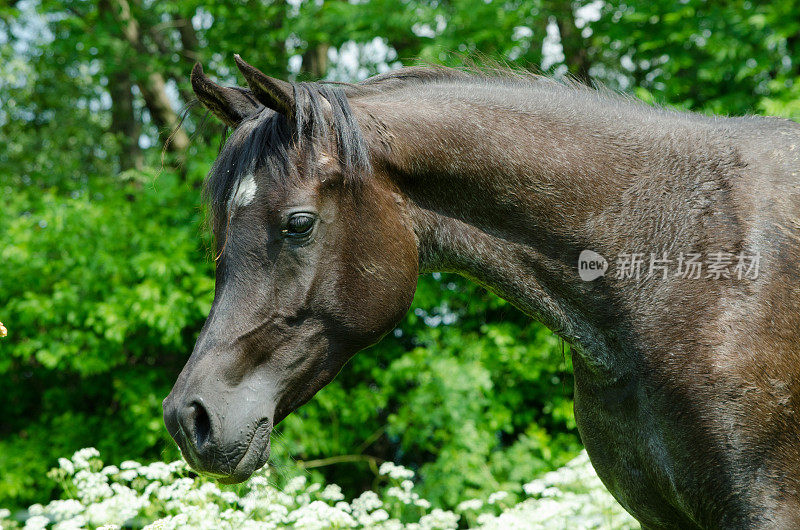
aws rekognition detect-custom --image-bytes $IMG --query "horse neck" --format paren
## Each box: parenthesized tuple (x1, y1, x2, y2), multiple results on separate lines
(355, 82, 713, 375)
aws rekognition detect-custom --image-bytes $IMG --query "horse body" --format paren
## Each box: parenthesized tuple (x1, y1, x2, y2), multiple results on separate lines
(165, 60, 800, 528)
(357, 80, 800, 526)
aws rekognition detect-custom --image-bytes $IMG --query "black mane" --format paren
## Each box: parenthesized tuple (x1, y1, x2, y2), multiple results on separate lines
(203, 64, 654, 234)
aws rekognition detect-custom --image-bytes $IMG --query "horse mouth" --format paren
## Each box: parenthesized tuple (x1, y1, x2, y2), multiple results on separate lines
(176, 418, 272, 484)
(218, 419, 273, 484)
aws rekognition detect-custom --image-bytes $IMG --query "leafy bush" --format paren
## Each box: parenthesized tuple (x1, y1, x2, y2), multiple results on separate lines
(0, 171, 212, 504)
(0, 448, 637, 529)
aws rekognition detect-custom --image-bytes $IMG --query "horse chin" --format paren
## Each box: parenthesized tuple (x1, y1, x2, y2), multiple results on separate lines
(217, 423, 272, 485)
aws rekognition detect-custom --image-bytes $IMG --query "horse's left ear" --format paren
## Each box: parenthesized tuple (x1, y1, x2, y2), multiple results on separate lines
(234, 54, 296, 120)
(191, 63, 262, 128)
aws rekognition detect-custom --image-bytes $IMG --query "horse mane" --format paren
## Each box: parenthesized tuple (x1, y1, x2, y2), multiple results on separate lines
(203, 64, 642, 236)
(344, 63, 594, 96)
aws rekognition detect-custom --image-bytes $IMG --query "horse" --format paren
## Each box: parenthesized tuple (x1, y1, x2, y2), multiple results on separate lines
(163, 55, 800, 528)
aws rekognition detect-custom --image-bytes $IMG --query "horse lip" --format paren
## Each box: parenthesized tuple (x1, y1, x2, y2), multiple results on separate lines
(173, 408, 271, 483)
(218, 418, 272, 484)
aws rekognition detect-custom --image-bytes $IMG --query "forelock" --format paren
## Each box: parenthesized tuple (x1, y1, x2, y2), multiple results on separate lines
(203, 82, 372, 236)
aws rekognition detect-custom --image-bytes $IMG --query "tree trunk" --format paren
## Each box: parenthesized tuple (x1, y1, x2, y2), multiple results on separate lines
(174, 15, 200, 63)
(170, 14, 201, 107)
(301, 44, 330, 79)
(108, 69, 144, 171)
(108, 0, 190, 153)
(137, 71, 190, 151)
(549, 1, 592, 85)
(99, 0, 144, 171)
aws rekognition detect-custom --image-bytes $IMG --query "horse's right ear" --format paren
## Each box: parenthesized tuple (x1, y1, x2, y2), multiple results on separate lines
(233, 54, 296, 120)
(191, 63, 262, 128)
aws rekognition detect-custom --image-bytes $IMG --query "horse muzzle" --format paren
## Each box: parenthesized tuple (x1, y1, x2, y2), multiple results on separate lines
(163, 393, 273, 484)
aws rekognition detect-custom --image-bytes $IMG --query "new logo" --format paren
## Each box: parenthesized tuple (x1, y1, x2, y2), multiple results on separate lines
(578, 250, 608, 281)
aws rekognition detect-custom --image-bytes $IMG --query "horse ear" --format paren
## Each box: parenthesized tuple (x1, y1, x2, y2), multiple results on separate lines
(191, 63, 262, 128)
(233, 54, 295, 120)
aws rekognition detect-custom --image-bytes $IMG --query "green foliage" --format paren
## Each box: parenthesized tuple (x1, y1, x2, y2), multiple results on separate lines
(0, 169, 213, 504)
(587, 0, 800, 116)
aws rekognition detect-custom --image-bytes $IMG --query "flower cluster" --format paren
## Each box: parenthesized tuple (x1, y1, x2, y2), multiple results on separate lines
(475, 452, 637, 529)
(0, 449, 636, 529)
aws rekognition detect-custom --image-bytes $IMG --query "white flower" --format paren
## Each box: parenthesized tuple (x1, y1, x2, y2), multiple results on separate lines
(367, 508, 389, 523)
(84, 483, 149, 526)
(22, 446, 638, 530)
(199, 482, 222, 497)
(74, 469, 113, 503)
(356, 506, 391, 526)
(476, 512, 497, 526)
(247, 475, 269, 489)
(522, 479, 546, 496)
(118, 469, 138, 481)
(140, 461, 172, 481)
(456, 499, 483, 512)
(0, 508, 10, 520)
(240, 520, 278, 529)
(378, 462, 415, 480)
(143, 481, 162, 497)
(351, 490, 382, 513)
(58, 458, 75, 475)
(286, 500, 356, 528)
(167, 460, 188, 474)
(474, 451, 638, 529)
(156, 477, 194, 501)
(320, 484, 345, 501)
(418, 508, 459, 529)
(386, 486, 410, 504)
(101, 465, 120, 476)
(284, 475, 307, 494)
(220, 491, 239, 504)
(414, 498, 432, 509)
(376, 519, 405, 530)
(487, 491, 509, 504)
(334, 501, 352, 513)
(43, 499, 83, 521)
(24, 515, 51, 530)
(72, 447, 100, 470)
(54, 517, 88, 530)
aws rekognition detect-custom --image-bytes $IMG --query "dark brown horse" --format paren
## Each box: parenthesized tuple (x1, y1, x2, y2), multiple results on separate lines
(163, 55, 800, 528)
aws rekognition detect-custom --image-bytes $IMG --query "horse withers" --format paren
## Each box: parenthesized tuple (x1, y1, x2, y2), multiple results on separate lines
(163, 56, 800, 528)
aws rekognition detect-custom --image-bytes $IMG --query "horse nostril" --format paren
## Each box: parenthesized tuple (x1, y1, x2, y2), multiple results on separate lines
(183, 401, 212, 451)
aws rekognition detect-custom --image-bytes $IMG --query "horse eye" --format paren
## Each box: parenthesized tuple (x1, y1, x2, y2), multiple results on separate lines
(285, 214, 315, 236)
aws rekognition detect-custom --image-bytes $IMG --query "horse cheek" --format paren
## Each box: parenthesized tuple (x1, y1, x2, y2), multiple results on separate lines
(339, 194, 418, 349)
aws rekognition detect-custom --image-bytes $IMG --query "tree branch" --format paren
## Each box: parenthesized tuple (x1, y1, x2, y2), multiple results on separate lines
(295, 454, 385, 470)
